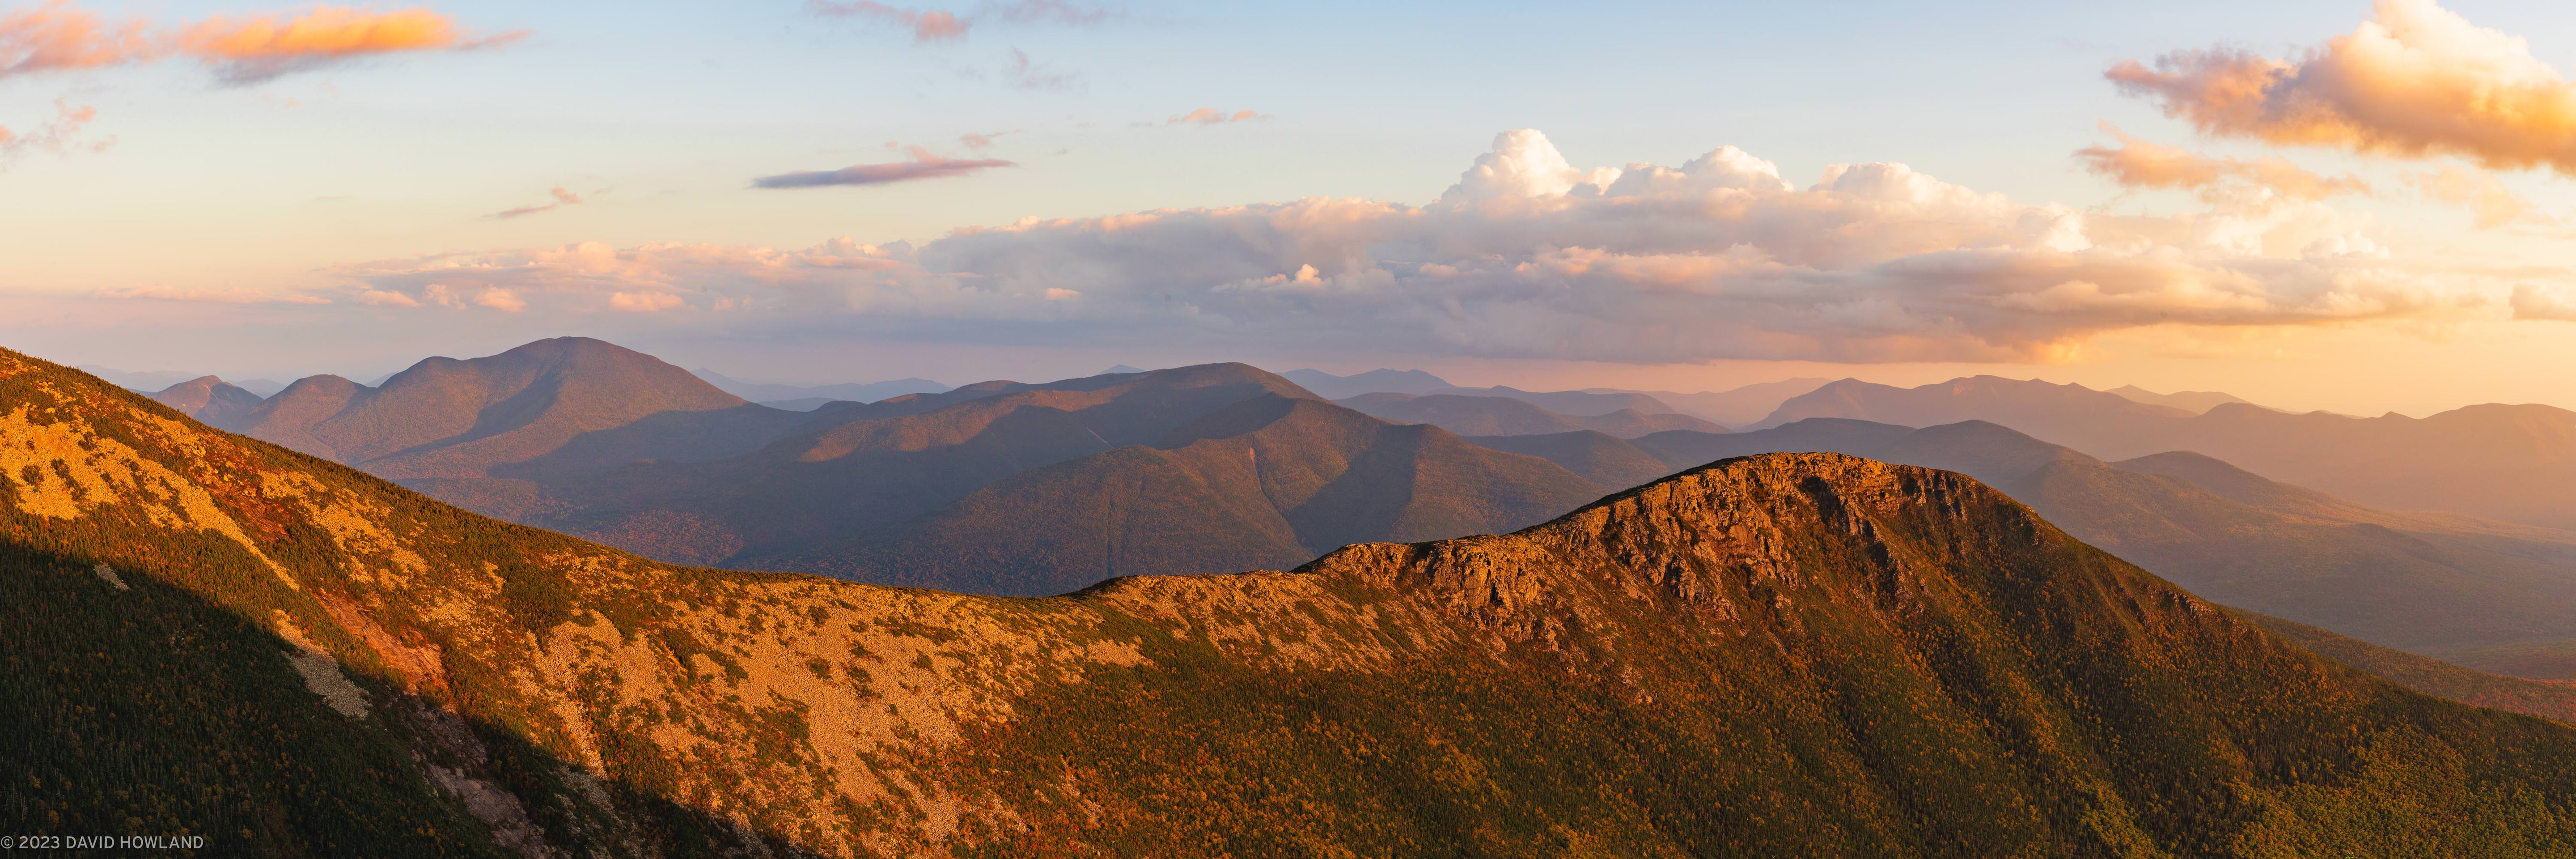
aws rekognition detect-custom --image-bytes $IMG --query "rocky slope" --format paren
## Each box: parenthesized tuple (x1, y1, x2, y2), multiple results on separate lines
(11, 348, 2576, 856)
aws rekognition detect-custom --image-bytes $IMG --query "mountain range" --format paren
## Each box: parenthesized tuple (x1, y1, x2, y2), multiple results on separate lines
(13, 345, 2576, 855)
(1753, 374, 2576, 531)
(1276, 367, 1832, 425)
(691, 367, 950, 408)
(1336, 391, 1728, 438)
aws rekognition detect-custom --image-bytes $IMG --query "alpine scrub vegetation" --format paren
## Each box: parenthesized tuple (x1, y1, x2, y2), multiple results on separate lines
(5, 346, 2576, 856)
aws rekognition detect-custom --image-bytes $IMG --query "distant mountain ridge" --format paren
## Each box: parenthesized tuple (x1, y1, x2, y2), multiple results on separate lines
(219, 338, 808, 483)
(1337, 392, 1726, 438)
(690, 368, 949, 405)
(1752, 374, 2576, 530)
(146, 375, 264, 426)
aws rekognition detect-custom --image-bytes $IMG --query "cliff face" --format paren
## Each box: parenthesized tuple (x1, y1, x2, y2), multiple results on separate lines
(8, 347, 2576, 858)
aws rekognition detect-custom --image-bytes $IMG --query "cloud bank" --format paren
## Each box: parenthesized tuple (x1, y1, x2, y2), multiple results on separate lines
(753, 147, 1015, 188)
(2110, 0, 2576, 173)
(311, 129, 2496, 364)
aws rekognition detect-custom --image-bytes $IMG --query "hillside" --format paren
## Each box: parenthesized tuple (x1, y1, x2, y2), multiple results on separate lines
(1339, 392, 1724, 438)
(761, 395, 1609, 595)
(11, 348, 2576, 855)
(1751, 375, 2192, 446)
(2244, 613, 2576, 722)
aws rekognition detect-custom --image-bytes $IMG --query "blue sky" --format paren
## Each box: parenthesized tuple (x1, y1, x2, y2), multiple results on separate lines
(6, 0, 2576, 413)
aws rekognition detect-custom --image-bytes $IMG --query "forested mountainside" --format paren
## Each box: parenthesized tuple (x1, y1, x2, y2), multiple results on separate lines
(8, 349, 2576, 857)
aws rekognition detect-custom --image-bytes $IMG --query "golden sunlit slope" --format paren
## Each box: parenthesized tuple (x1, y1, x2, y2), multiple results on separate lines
(12, 349, 2576, 856)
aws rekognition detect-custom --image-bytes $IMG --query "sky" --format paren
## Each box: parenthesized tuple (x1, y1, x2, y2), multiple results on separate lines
(5, 0, 2576, 416)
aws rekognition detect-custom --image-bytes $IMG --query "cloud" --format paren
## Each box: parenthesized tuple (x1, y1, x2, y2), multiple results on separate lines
(321, 129, 2500, 363)
(470, 287, 524, 311)
(0, 3, 518, 84)
(2110, 0, 2576, 173)
(0, 98, 111, 166)
(0, 1, 154, 77)
(807, 1, 966, 43)
(1167, 108, 1267, 126)
(2510, 284, 2576, 321)
(2409, 166, 2548, 229)
(754, 147, 1013, 188)
(808, 0, 1110, 43)
(958, 130, 1015, 149)
(487, 186, 586, 220)
(181, 6, 525, 84)
(2075, 124, 2368, 201)
(609, 291, 683, 312)
(1002, 47, 1075, 90)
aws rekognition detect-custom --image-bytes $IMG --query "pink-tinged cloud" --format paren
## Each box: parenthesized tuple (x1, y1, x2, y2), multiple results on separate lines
(0, 1, 153, 77)
(752, 147, 1014, 188)
(0, 98, 111, 165)
(1168, 108, 1268, 126)
(2075, 125, 2368, 200)
(2110, 0, 2576, 173)
(181, 6, 526, 84)
(486, 186, 586, 219)
(958, 130, 1014, 149)
(807, 1, 967, 43)
(808, 0, 1109, 43)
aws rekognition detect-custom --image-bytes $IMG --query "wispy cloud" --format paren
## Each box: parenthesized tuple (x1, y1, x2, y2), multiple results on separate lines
(0, 2, 520, 84)
(181, 6, 526, 84)
(2075, 124, 2368, 200)
(2110, 0, 2576, 173)
(0, 1, 154, 77)
(958, 129, 1015, 149)
(1002, 47, 1075, 90)
(752, 147, 1014, 188)
(486, 186, 585, 220)
(103, 285, 330, 304)
(808, 0, 1111, 43)
(1167, 108, 1268, 126)
(0, 97, 111, 166)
